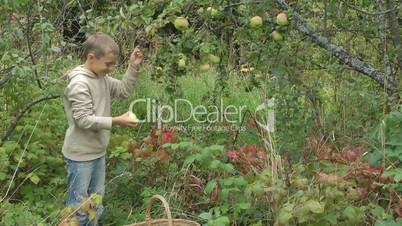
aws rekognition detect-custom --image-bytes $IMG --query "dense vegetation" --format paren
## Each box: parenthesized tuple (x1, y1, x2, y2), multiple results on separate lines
(0, 0, 401, 225)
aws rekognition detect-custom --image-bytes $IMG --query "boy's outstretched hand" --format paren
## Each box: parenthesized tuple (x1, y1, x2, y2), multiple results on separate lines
(130, 46, 143, 70)
(112, 112, 138, 127)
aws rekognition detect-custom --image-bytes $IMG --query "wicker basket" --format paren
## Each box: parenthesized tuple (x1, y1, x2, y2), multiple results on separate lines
(126, 195, 200, 226)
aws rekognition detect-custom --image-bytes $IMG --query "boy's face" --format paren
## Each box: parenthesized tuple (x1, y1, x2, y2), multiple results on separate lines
(87, 52, 118, 76)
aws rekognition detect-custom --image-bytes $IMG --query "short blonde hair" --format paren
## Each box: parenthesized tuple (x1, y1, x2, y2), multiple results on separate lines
(82, 32, 119, 60)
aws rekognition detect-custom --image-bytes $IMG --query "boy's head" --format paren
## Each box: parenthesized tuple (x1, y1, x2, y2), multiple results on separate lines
(82, 32, 119, 76)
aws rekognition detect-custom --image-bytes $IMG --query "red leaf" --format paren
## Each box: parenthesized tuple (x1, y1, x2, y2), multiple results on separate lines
(394, 207, 402, 218)
(227, 149, 238, 161)
(188, 175, 203, 185)
(155, 149, 169, 161)
(143, 136, 153, 145)
(211, 186, 220, 202)
(161, 129, 175, 144)
(247, 118, 255, 129)
(344, 146, 364, 162)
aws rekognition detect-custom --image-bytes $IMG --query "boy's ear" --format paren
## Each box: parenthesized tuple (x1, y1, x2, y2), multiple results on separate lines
(87, 52, 95, 60)
(85, 52, 98, 61)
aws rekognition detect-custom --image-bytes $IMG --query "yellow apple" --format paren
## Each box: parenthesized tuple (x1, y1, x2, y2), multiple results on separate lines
(276, 12, 288, 26)
(174, 17, 189, 30)
(69, 217, 79, 226)
(129, 112, 139, 122)
(200, 63, 211, 71)
(250, 16, 262, 28)
(80, 198, 94, 212)
(208, 54, 220, 64)
(255, 73, 263, 79)
(87, 209, 97, 220)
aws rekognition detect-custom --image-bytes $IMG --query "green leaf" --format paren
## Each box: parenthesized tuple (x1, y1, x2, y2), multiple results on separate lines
(221, 163, 235, 173)
(383, 168, 402, 182)
(209, 160, 221, 169)
(184, 154, 199, 166)
(250, 221, 262, 226)
(305, 200, 324, 214)
(367, 151, 382, 166)
(28, 173, 40, 185)
(237, 202, 251, 210)
(278, 211, 292, 225)
(215, 216, 230, 225)
(199, 212, 212, 220)
(205, 180, 217, 194)
(220, 188, 230, 200)
(371, 205, 385, 218)
(221, 177, 235, 186)
(0, 172, 7, 181)
(324, 213, 337, 225)
(343, 206, 363, 222)
(233, 176, 247, 186)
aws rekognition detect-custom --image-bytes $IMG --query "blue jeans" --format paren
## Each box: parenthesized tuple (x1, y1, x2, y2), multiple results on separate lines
(64, 155, 105, 226)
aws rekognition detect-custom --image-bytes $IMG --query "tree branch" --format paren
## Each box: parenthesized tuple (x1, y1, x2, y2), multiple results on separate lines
(374, 0, 393, 86)
(0, 53, 36, 89)
(26, 16, 43, 89)
(341, 0, 402, 16)
(1, 95, 60, 144)
(274, 0, 396, 90)
(0, 73, 15, 89)
(386, 0, 402, 70)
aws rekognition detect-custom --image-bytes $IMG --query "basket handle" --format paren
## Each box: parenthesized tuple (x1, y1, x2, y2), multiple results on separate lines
(145, 195, 173, 226)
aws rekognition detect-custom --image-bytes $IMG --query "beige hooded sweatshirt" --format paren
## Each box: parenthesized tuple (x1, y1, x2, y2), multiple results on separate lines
(62, 65, 137, 161)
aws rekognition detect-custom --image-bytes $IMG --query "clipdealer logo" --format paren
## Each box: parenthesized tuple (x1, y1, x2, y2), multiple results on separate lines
(128, 97, 275, 132)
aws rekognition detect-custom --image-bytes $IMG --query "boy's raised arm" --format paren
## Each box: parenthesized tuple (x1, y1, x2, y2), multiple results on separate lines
(107, 47, 143, 99)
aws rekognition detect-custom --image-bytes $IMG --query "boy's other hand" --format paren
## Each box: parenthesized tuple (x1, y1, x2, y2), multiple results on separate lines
(130, 46, 143, 70)
(112, 112, 138, 127)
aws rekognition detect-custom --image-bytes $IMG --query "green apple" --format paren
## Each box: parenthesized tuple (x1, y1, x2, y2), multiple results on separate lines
(207, 7, 219, 17)
(129, 112, 139, 122)
(237, 5, 247, 14)
(178, 58, 186, 68)
(174, 17, 189, 30)
(276, 12, 288, 26)
(197, 7, 204, 14)
(250, 16, 262, 28)
(208, 54, 220, 64)
(271, 30, 283, 41)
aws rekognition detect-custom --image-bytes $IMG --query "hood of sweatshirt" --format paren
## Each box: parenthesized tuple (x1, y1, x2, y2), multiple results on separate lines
(67, 65, 98, 82)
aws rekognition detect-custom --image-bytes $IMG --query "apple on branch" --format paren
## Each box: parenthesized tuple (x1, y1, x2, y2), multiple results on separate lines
(276, 12, 288, 26)
(206, 7, 219, 17)
(174, 17, 189, 31)
(272, 30, 283, 41)
(250, 16, 262, 28)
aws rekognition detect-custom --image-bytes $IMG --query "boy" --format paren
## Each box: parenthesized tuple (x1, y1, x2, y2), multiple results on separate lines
(61, 32, 143, 225)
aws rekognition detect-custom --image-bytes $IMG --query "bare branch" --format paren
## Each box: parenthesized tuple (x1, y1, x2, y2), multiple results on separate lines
(1, 95, 60, 144)
(274, 0, 396, 90)
(341, 0, 402, 16)
(26, 16, 43, 89)
(374, 0, 393, 86)
(0, 73, 14, 89)
(386, 0, 402, 70)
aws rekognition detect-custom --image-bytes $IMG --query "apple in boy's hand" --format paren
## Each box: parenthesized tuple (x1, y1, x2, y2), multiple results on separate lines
(129, 112, 139, 123)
